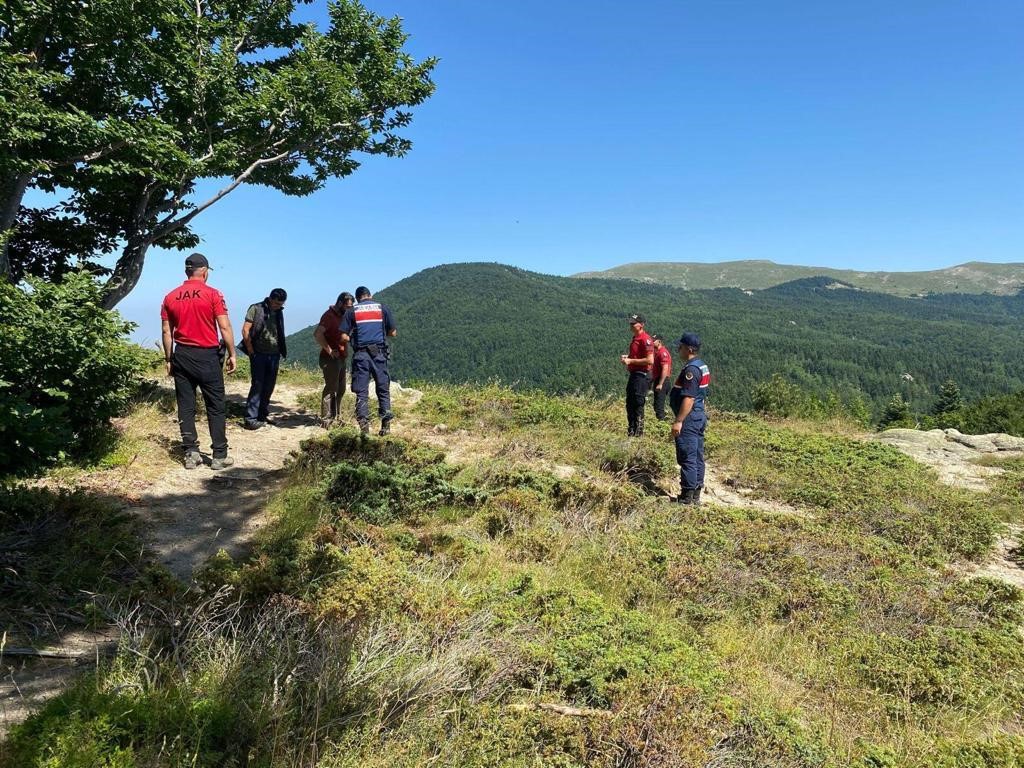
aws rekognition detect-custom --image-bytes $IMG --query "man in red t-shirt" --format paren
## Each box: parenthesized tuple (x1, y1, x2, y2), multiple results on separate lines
(160, 253, 237, 469)
(649, 334, 673, 421)
(313, 291, 355, 426)
(620, 313, 654, 437)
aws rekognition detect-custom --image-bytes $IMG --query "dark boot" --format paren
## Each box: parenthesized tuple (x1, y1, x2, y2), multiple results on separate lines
(691, 487, 702, 506)
(358, 420, 370, 435)
(675, 489, 693, 504)
(378, 417, 392, 436)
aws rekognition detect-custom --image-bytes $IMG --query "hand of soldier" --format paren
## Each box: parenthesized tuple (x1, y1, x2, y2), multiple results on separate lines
(165, 360, 172, 377)
(655, 383, 662, 391)
(331, 347, 341, 359)
(225, 354, 237, 374)
(671, 420, 682, 437)
(620, 355, 628, 365)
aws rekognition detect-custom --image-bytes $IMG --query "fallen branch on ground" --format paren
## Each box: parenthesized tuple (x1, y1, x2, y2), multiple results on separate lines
(509, 702, 612, 718)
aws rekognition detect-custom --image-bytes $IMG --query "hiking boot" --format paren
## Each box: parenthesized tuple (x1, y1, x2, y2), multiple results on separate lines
(358, 420, 370, 435)
(184, 451, 202, 470)
(244, 420, 263, 430)
(378, 417, 392, 437)
(211, 456, 235, 470)
(691, 487, 702, 506)
(675, 489, 696, 505)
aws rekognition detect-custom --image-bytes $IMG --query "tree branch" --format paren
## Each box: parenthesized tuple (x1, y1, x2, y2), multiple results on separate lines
(508, 702, 612, 718)
(46, 140, 128, 168)
(149, 148, 292, 242)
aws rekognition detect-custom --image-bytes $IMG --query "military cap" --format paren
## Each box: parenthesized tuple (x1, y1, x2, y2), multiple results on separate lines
(677, 332, 701, 349)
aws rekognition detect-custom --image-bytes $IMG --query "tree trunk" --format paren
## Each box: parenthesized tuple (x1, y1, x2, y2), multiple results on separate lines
(100, 236, 151, 309)
(0, 172, 33, 280)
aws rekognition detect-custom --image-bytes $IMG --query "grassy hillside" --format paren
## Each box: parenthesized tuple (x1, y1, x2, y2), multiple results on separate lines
(6, 383, 1023, 767)
(574, 260, 1024, 296)
(287, 263, 1024, 414)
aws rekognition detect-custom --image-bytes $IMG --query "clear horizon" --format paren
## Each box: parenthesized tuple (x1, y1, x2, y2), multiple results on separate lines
(68, 0, 1021, 344)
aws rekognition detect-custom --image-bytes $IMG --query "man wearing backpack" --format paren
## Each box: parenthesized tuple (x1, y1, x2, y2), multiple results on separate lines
(160, 253, 237, 470)
(241, 288, 287, 430)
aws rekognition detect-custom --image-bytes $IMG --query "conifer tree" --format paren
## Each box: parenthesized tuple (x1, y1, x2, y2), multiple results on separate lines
(879, 393, 913, 429)
(932, 379, 963, 418)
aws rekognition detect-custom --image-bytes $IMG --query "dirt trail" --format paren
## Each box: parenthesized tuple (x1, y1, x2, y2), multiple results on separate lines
(132, 379, 321, 579)
(1, 378, 322, 737)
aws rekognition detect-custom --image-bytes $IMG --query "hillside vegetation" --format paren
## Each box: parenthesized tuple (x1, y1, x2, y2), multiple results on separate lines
(287, 263, 1024, 415)
(4, 382, 1023, 767)
(575, 260, 1024, 297)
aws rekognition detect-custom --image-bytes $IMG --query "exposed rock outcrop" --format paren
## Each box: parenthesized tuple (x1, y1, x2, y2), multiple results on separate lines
(873, 428, 1024, 490)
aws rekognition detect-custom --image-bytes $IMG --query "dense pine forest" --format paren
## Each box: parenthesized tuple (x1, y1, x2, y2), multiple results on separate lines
(287, 263, 1024, 415)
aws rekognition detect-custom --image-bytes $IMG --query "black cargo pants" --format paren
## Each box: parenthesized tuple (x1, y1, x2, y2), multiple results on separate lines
(171, 344, 228, 458)
(625, 370, 650, 436)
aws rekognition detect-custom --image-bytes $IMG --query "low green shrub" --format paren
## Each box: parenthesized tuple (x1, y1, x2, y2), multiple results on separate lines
(0, 274, 146, 475)
(499, 579, 717, 708)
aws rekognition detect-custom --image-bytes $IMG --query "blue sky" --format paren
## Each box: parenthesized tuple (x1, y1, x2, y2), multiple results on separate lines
(116, 0, 1024, 343)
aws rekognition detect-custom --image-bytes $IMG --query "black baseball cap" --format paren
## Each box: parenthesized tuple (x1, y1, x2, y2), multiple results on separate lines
(185, 252, 210, 270)
(677, 332, 701, 349)
(628, 313, 645, 324)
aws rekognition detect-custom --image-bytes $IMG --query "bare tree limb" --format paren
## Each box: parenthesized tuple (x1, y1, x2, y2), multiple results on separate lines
(149, 148, 293, 241)
(508, 702, 612, 718)
(46, 140, 128, 168)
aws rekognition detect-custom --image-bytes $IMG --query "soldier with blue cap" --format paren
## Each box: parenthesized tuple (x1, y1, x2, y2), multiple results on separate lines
(669, 332, 710, 505)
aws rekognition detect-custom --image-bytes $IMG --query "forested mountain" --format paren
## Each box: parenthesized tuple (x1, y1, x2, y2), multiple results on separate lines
(287, 263, 1024, 414)
(575, 260, 1024, 296)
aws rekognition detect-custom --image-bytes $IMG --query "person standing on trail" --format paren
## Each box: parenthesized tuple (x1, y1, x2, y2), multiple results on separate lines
(241, 288, 288, 430)
(649, 334, 673, 422)
(340, 286, 397, 436)
(670, 332, 710, 505)
(160, 253, 237, 470)
(620, 313, 654, 437)
(313, 291, 355, 427)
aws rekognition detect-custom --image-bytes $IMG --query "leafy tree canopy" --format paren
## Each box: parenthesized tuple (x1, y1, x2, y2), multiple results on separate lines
(1, 0, 436, 306)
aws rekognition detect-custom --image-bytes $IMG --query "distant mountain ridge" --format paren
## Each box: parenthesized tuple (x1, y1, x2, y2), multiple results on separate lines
(287, 262, 1024, 413)
(573, 260, 1024, 296)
